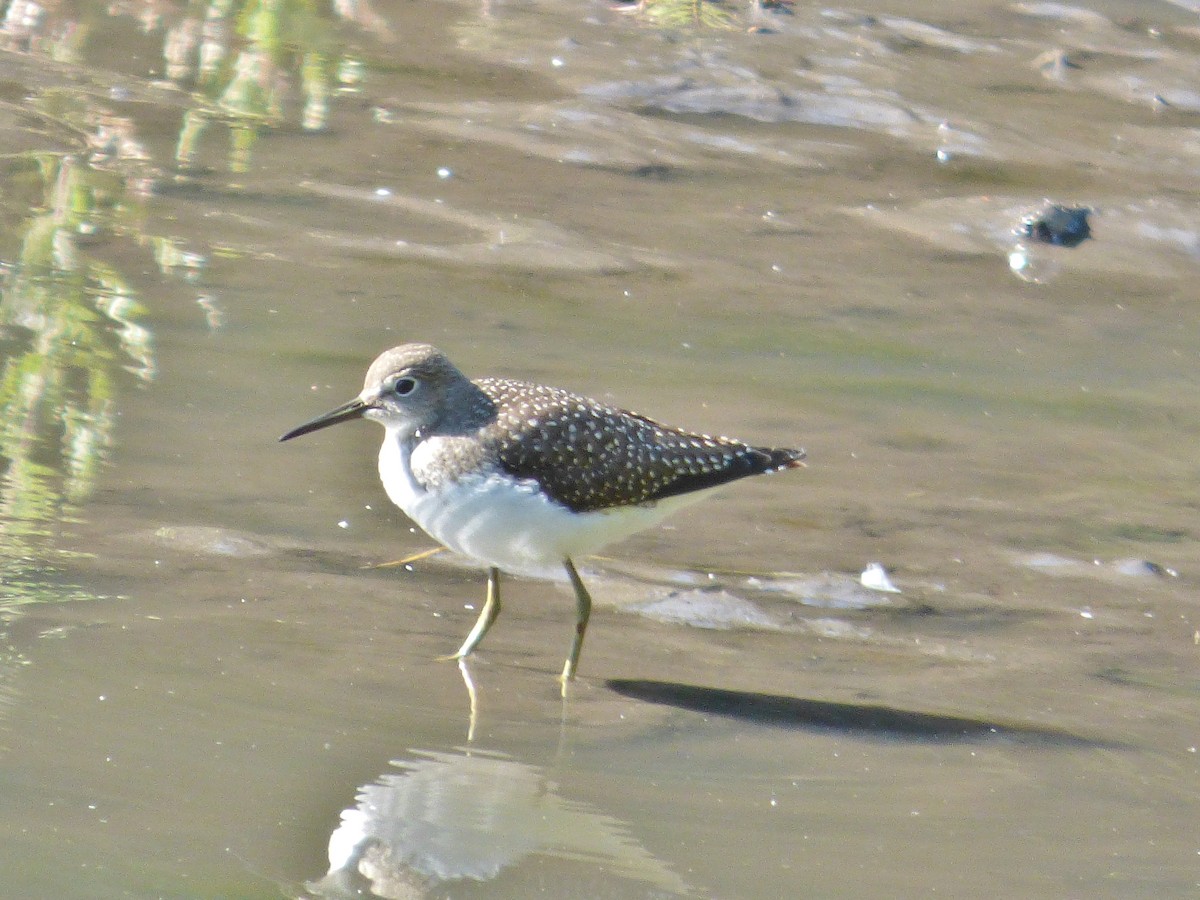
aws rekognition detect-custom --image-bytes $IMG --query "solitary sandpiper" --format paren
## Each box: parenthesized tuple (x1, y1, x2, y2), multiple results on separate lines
(280, 344, 805, 682)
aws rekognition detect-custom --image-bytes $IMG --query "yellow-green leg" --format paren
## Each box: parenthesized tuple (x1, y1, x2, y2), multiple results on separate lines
(559, 557, 592, 684)
(442, 566, 501, 661)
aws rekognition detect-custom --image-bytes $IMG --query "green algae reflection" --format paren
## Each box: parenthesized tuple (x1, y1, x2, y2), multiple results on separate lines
(170, 0, 352, 173)
(0, 152, 153, 610)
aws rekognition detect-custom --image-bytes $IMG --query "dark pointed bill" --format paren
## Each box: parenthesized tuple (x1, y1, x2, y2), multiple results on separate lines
(278, 397, 369, 442)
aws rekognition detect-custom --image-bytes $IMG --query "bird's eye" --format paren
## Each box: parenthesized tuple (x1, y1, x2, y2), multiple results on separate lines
(393, 377, 417, 396)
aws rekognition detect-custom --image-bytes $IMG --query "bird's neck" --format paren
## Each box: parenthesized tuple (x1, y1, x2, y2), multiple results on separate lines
(432, 379, 496, 435)
(377, 427, 423, 515)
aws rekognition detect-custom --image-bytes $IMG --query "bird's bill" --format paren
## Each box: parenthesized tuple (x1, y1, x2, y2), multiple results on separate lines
(278, 397, 369, 442)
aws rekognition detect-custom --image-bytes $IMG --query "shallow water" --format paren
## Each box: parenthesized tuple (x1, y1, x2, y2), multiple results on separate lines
(1, 0, 1198, 897)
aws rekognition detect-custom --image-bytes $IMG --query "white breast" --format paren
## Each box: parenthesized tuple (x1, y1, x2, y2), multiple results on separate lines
(377, 429, 700, 576)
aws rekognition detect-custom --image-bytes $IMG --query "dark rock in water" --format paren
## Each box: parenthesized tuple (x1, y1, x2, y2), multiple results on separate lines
(1017, 201, 1092, 247)
(630, 163, 673, 180)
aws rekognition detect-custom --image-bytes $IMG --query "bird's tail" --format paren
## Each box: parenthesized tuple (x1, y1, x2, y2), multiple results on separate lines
(761, 447, 806, 471)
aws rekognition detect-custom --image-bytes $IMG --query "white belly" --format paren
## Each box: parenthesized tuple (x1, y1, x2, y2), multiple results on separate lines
(377, 429, 697, 576)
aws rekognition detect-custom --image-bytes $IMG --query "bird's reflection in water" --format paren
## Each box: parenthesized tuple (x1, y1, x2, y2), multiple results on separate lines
(307, 747, 689, 899)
